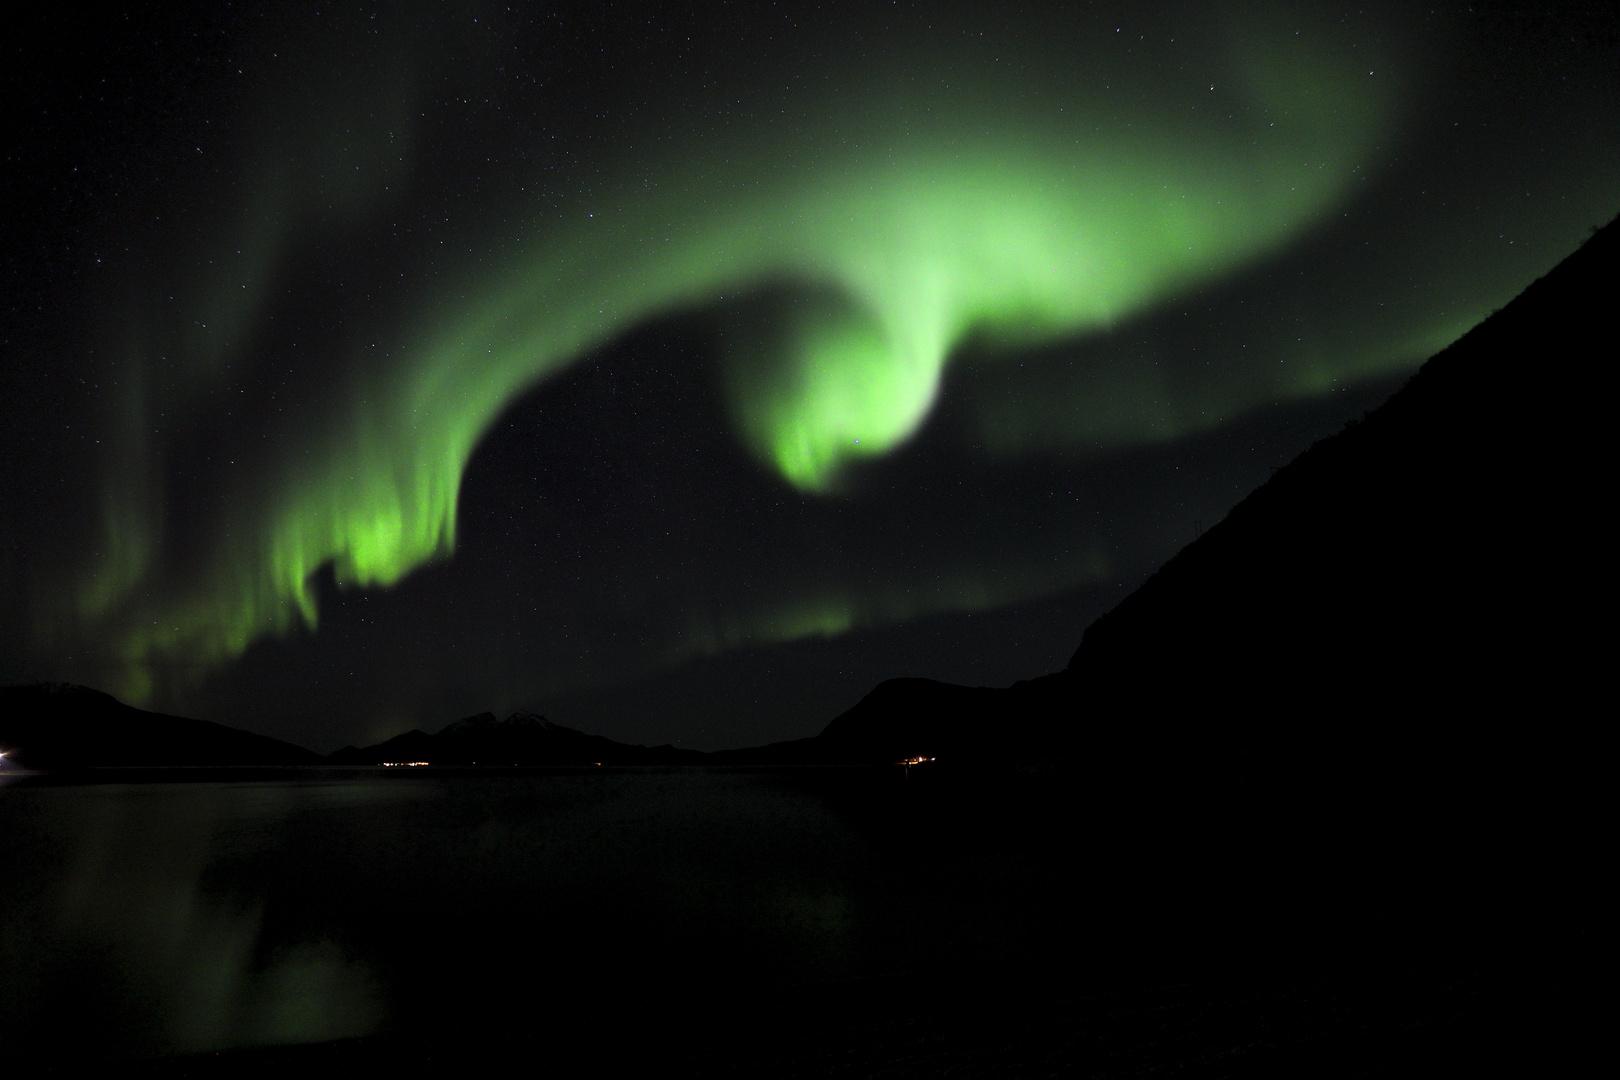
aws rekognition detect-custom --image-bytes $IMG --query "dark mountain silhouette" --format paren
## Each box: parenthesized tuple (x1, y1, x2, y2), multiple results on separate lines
(0, 688, 706, 769)
(1051, 233, 1608, 742)
(1056, 221, 1609, 745)
(7, 220, 1610, 771)
(0, 683, 322, 768)
(722, 217, 1615, 765)
(326, 710, 707, 766)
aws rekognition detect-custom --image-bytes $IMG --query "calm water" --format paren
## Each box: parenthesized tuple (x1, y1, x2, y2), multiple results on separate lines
(0, 767, 1100, 1060)
(7, 757, 1546, 1066)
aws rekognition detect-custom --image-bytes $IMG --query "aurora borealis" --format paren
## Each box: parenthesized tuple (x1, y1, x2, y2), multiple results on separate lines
(3, 2, 1616, 751)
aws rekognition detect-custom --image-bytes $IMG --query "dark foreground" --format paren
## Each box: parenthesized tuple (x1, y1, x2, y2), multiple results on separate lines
(6, 744, 1598, 1078)
(166, 958, 1595, 1078)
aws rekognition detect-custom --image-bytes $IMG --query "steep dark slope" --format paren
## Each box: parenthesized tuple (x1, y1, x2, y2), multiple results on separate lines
(1054, 217, 1613, 748)
(753, 217, 1614, 764)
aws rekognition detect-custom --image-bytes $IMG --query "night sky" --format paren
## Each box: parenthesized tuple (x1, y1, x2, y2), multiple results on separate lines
(2, 2, 1615, 753)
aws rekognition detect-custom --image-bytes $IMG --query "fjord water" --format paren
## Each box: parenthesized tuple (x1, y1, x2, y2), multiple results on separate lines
(0, 758, 1589, 1068)
(0, 767, 1089, 1060)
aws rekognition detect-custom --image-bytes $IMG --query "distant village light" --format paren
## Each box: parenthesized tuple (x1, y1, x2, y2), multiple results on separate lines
(898, 755, 935, 779)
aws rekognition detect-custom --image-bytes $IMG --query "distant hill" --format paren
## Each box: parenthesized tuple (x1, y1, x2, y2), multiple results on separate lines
(721, 217, 1615, 765)
(327, 710, 708, 766)
(0, 687, 706, 770)
(0, 683, 323, 768)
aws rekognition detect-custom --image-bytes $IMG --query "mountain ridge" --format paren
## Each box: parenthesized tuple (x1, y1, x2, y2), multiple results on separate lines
(716, 214, 1614, 764)
(326, 708, 706, 766)
(4, 217, 1611, 769)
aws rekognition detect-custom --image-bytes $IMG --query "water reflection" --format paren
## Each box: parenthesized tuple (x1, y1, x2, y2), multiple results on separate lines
(1, 780, 394, 1056)
(0, 771, 929, 1060)
(3, 760, 1528, 1067)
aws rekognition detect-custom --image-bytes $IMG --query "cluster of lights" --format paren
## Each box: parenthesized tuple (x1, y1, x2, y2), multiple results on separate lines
(381, 761, 431, 767)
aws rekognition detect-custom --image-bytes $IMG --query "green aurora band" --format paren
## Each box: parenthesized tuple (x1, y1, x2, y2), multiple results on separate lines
(68, 11, 1417, 696)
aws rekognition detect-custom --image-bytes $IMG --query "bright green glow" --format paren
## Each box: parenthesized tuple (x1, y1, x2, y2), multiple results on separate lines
(75, 11, 1413, 692)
